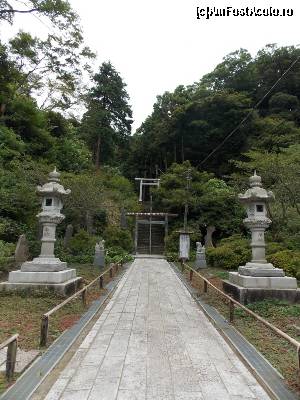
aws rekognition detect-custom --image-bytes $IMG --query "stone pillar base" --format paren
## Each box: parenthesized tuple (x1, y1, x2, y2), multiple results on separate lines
(21, 257, 67, 272)
(228, 271, 297, 289)
(223, 279, 300, 305)
(0, 275, 82, 296)
(195, 254, 207, 269)
(8, 268, 77, 284)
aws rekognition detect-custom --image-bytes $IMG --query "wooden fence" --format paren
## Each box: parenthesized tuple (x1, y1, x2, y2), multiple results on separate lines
(40, 262, 123, 347)
(180, 261, 300, 381)
(0, 334, 19, 381)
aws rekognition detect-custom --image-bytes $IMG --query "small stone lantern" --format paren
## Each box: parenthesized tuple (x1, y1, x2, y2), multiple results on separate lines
(0, 168, 81, 295)
(223, 172, 298, 304)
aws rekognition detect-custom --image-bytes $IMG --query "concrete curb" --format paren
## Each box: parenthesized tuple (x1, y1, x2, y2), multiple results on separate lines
(0, 265, 130, 400)
(170, 262, 299, 400)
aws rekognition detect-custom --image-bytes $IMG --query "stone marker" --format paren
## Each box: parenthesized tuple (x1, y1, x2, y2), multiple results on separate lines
(178, 231, 193, 261)
(195, 242, 207, 269)
(0, 168, 82, 295)
(223, 172, 299, 304)
(120, 208, 127, 229)
(94, 240, 105, 268)
(14, 235, 30, 266)
(204, 225, 215, 248)
(64, 224, 73, 247)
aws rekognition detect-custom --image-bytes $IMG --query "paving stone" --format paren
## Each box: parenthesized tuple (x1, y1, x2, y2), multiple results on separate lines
(60, 389, 90, 400)
(44, 378, 69, 400)
(41, 258, 272, 400)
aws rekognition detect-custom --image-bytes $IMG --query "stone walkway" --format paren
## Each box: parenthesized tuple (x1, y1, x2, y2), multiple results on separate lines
(42, 258, 271, 400)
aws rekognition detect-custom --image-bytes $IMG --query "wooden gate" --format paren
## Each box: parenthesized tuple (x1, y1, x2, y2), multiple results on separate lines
(137, 218, 165, 254)
(126, 212, 177, 255)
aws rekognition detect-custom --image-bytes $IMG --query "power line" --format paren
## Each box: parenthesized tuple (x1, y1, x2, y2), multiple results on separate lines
(198, 52, 300, 167)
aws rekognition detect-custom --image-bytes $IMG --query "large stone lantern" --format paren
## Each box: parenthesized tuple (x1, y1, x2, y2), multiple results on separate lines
(223, 172, 298, 304)
(24, 167, 70, 271)
(0, 169, 81, 295)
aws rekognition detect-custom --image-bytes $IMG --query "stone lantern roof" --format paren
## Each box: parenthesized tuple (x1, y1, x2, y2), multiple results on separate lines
(238, 171, 274, 204)
(37, 167, 71, 197)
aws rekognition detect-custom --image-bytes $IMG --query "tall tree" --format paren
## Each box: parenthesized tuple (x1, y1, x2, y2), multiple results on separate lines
(81, 62, 132, 169)
(0, 0, 95, 112)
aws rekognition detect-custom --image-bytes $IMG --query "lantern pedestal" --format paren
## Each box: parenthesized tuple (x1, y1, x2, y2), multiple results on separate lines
(0, 277, 82, 296)
(223, 280, 300, 305)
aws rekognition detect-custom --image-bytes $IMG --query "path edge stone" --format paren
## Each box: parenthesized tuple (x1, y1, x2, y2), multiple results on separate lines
(0, 264, 131, 400)
(170, 262, 299, 400)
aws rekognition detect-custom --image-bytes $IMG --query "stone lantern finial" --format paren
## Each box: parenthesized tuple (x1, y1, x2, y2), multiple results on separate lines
(49, 167, 60, 183)
(249, 170, 262, 188)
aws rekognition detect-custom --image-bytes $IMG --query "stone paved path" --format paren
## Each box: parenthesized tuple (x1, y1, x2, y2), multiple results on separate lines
(43, 258, 271, 400)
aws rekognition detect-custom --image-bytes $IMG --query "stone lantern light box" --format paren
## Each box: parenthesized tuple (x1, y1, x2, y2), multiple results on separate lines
(0, 168, 81, 295)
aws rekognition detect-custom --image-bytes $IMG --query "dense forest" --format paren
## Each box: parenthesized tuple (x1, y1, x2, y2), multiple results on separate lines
(0, 1, 299, 278)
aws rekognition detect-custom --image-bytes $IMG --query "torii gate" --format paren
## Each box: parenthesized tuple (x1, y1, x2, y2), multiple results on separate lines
(135, 178, 160, 202)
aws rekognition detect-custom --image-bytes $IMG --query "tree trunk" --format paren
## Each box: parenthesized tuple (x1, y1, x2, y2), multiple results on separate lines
(95, 135, 101, 170)
(181, 136, 185, 162)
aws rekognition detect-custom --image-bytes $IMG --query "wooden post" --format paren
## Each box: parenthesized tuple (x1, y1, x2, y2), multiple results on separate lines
(165, 214, 169, 238)
(115, 263, 119, 273)
(82, 289, 87, 307)
(189, 269, 193, 282)
(181, 260, 184, 273)
(6, 338, 17, 381)
(40, 315, 49, 347)
(135, 215, 138, 254)
(297, 346, 300, 384)
(229, 300, 234, 323)
(100, 276, 104, 289)
(204, 280, 208, 293)
(110, 267, 113, 279)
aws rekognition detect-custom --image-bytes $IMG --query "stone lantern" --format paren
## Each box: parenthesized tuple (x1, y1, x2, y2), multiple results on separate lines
(0, 168, 81, 295)
(223, 172, 298, 304)
(27, 167, 70, 270)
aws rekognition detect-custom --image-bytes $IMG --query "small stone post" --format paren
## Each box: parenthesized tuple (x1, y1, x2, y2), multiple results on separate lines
(120, 208, 127, 229)
(195, 242, 207, 269)
(179, 232, 191, 261)
(14, 235, 30, 266)
(94, 240, 105, 268)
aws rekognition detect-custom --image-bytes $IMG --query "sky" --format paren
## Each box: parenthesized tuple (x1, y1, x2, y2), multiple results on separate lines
(2, 0, 300, 131)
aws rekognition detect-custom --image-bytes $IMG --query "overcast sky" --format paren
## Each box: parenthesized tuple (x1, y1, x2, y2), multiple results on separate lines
(2, 0, 300, 131)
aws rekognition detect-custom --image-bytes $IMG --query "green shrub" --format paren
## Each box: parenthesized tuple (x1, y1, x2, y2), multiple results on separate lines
(0, 240, 15, 273)
(267, 250, 300, 279)
(55, 230, 99, 264)
(266, 242, 286, 255)
(103, 227, 133, 253)
(206, 234, 251, 270)
(68, 230, 98, 256)
(165, 251, 179, 262)
(106, 246, 133, 264)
